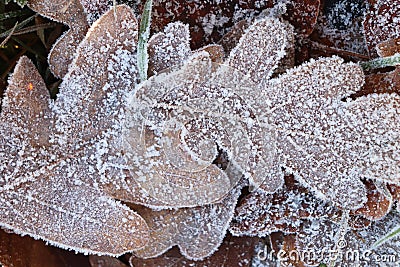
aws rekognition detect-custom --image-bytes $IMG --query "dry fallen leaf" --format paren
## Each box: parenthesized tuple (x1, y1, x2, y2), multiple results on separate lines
(351, 180, 393, 220)
(131, 182, 244, 260)
(230, 175, 336, 237)
(0, 228, 91, 267)
(364, 0, 400, 57)
(221, 11, 400, 209)
(28, 0, 89, 78)
(129, 235, 257, 267)
(258, 56, 400, 209)
(0, 6, 151, 256)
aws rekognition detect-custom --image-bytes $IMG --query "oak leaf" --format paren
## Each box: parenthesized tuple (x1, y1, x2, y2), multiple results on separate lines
(131, 182, 244, 261)
(0, 6, 150, 256)
(28, 0, 89, 78)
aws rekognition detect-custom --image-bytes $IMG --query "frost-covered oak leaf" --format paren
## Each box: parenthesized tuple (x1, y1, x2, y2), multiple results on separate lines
(0, 6, 153, 255)
(147, 22, 192, 75)
(131, 182, 243, 261)
(28, 0, 90, 78)
(230, 175, 337, 237)
(222, 16, 400, 209)
(122, 50, 276, 207)
(79, 0, 112, 24)
(147, 21, 224, 75)
(129, 235, 257, 267)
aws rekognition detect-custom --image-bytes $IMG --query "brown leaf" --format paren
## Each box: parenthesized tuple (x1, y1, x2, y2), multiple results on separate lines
(131, 183, 243, 261)
(147, 22, 192, 75)
(218, 20, 249, 55)
(351, 180, 392, 220)
(0, 7, 150, 256)
(230, 175, 336, 236)
(129, 235, 257, 267)
(377, 38, 400, 57)
(89, 255, 128, 267)
(28, 0, 89, 78)
(147, 22, 224, 77)
(0, 229, 90, 267)
(283, 0, 320, 36)
(195, 44, 225, 64)
(364, 0, 400, 57)
(356, 67, 400, 97)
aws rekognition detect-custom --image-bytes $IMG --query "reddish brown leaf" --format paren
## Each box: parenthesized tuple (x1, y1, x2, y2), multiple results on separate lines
(351, 180, 392, 220)
(377, 38, 400, 57)
(283, 0, 320, 36)
(129, 235, 257, 267)
(89, 255, 128, 267)
(218, 20, 249, 54)
(230, 175, 336, 236)
(357, 67, 400, 97)
(28, 0, 89, 78)
(0, 229, 90, 267)
(364, 0, 400, 57)
(196, 44, 225, 64)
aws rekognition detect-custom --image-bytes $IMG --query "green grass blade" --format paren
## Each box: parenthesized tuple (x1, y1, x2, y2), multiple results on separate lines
(0, 10, 30, 21)
(137, 0, 152, 82)
(360, 53, 400, 71)
(0, 13, 36, 38)
(371, 224, 400, 249)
